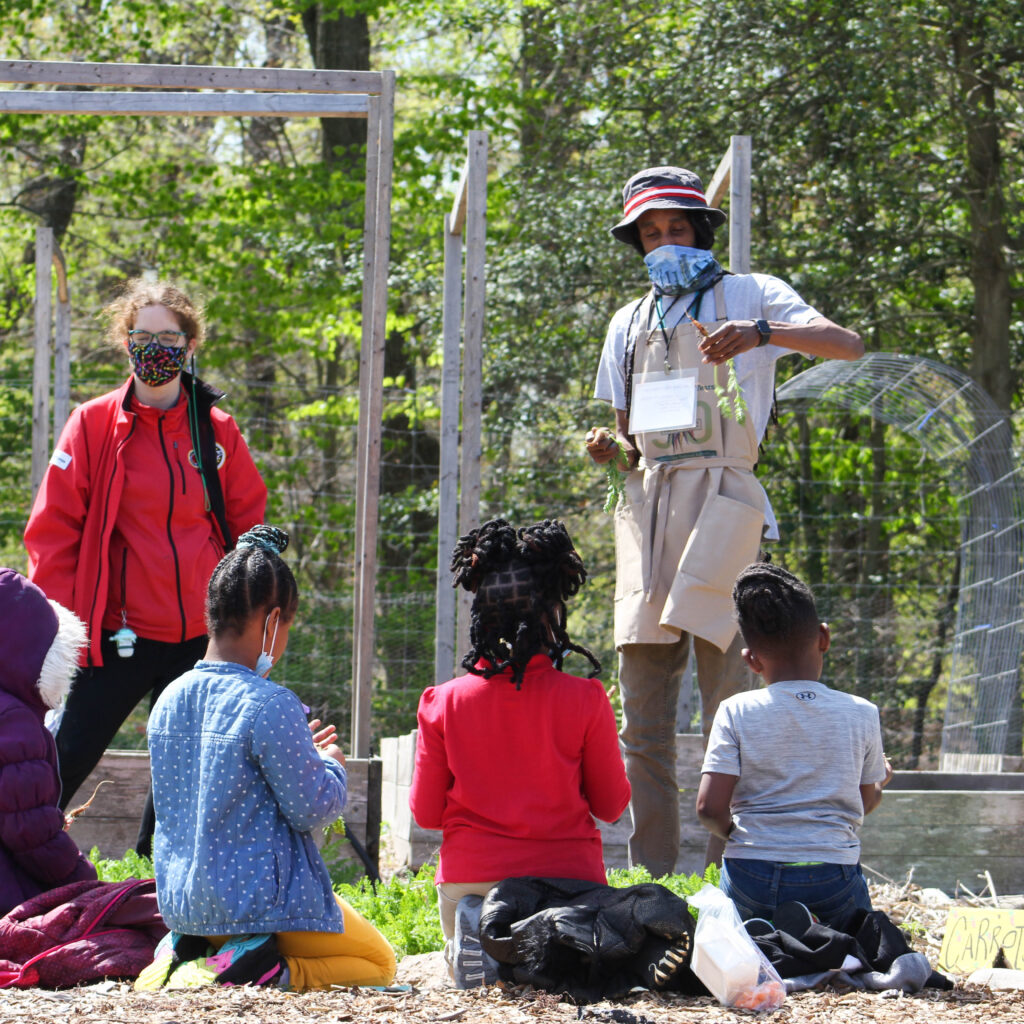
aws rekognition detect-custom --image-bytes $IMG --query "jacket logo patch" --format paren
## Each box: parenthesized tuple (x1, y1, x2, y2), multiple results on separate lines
(188, 443, 225, 470)
(50, 449, 73, 470)
(795, 690, 817, 701)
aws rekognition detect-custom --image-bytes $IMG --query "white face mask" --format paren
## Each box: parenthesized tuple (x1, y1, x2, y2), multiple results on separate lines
(256, 612, 280, 677)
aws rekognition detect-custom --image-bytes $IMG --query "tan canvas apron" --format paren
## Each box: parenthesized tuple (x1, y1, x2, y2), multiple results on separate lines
(613, 280, 766, 651)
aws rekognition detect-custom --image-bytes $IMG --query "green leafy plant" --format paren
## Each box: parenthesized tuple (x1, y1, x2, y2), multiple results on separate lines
(88, 847, 154, 882)
(335, 863, 445, 958)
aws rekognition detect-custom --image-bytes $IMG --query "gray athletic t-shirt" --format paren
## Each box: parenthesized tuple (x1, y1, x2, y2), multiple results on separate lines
(701, 680, 887, 865)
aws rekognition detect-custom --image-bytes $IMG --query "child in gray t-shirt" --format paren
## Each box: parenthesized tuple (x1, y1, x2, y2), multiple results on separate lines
(696, 562, 893, 932)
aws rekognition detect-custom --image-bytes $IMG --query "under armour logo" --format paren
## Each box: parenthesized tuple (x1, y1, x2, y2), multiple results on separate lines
(795, 691, 817, 701)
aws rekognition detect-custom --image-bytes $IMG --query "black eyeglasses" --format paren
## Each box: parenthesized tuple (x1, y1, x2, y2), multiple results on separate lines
(128, 329, 188, 347)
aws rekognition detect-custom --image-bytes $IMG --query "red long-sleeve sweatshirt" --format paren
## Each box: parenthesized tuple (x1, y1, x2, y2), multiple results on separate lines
(410, 654, 631, 884)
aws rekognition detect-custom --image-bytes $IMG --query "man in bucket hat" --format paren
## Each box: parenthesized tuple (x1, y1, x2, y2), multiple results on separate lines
(586, 165, 863, 876)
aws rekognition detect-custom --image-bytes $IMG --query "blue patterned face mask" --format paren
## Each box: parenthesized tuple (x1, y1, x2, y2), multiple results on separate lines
(643, 245, 722, 296)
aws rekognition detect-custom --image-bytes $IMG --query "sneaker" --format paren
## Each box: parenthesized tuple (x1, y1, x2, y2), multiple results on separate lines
(205, 933, 287, 987)
(451, 895, 499, 989)
(134, 932, 214, 991)
(164, 957, 220, 989)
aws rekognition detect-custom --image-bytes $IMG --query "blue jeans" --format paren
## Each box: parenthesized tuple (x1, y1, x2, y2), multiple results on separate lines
(721, 858, 872, 933)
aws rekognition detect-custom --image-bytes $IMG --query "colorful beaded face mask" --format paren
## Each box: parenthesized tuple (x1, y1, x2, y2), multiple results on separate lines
(128, 338, 189, 386)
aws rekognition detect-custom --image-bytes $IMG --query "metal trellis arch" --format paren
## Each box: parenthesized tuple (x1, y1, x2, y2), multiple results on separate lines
(777, 351, 1024, 770)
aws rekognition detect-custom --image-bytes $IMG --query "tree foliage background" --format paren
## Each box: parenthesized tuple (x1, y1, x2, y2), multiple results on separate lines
(0, 0, 1021, 759)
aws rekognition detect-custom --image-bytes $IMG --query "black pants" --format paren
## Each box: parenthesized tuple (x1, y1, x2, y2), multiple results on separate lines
(56, 631, 208, 857)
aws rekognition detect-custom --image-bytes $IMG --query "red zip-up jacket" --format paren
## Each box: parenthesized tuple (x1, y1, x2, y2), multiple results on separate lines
(24, 374, 267, 667)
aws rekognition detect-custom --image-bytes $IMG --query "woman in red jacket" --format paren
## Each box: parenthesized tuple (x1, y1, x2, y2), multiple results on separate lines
(23, 279, 267, 856)
(410, 518, 631, 956)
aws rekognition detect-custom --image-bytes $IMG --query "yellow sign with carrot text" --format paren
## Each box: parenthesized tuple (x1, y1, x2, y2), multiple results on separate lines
(938, 908, 1024, 973)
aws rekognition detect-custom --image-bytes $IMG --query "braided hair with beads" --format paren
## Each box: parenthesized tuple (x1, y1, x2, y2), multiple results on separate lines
(732, 561, 820, 657)
(451, 517, 600, 689)
(206, 524, 298, 636)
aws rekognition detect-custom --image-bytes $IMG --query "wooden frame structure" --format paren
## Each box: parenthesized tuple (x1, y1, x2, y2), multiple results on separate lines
(1, 58, 394, 759)
(31, 226, 71, 496)
(434, 131, 488, 683)
(707, 134, 752, 273)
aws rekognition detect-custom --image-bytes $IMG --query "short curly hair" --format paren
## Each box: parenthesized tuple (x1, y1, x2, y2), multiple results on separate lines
(733, 562, 820, 655)
(451, 517, 599, 688)
(102, 278, 206, 349)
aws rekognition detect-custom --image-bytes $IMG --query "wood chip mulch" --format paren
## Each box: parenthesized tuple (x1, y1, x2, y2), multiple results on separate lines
(1, 878, 1021, 1023)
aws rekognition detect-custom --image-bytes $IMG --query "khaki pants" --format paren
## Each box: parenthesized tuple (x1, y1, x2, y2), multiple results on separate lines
(436, 880, 500, 941)
(618, 633, 753, 878)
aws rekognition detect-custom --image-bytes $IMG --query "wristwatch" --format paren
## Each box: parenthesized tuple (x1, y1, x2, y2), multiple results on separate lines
(755, 318, 772, 347)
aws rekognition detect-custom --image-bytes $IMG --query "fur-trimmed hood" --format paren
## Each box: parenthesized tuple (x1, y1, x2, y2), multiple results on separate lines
(0, 568, 85, 713)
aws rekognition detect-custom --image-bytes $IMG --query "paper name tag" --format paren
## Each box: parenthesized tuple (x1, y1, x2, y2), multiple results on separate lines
(629, 369, 698, 435)
(50, 449, 72, 470)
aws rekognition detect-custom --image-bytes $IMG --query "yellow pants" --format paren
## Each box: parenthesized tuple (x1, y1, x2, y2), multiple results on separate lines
(212, 895, 396, 992)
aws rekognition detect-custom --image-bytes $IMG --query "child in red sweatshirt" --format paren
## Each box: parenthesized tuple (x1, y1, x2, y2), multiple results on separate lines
(410, 518, 630, 945)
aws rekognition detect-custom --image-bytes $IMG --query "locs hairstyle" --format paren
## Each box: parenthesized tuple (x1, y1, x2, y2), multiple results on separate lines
(451, 517, 600, 689)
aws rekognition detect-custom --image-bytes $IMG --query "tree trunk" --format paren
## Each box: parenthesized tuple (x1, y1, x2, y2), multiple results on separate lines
(950, 17, 1015, 409)
(301, 3, 370, 165)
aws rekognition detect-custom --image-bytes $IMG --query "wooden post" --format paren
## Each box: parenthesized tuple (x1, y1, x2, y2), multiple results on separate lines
(707, 135, 752, 273)
(434, 213, 463, 683)
(32, 226, 53, 498)
(52, 244, 71, 439)
(456, 131, 487, 651)
(351, 72, 395, 759)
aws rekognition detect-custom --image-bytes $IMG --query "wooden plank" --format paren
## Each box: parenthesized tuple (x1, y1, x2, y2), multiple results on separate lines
(456, 131, 487, 653)
(706, 141, 733, 209)
(67, 750, 151, 861)
(70, 751, 380, 871)
(887, 771, 1024, 791)
(705, 135, 752, 274)
(52, 244, 71, 439)
(862, 790, 1024, 829)
(727, 135, 751, 274)
(449, 165, 470, 237)
(434, 212, 462, 683)
(351, 92, 382, 758)
(351, 72, 394, 758)
(0, 58, 384, 94)
(0, 91, 368, 117)
(31, 226, 52, 500)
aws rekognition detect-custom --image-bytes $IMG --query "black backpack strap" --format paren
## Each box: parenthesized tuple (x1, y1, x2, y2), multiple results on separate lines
(196, 404, 234, 552)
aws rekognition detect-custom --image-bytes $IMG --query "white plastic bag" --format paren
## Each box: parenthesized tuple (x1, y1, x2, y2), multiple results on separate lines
(689, 883, 786, 1012)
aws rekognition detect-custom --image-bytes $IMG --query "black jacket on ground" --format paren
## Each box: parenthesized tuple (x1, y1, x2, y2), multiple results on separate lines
(478, 877, 706, 1003)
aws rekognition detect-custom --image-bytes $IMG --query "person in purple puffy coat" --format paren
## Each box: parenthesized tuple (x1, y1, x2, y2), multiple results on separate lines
(0, 568, 97, 917)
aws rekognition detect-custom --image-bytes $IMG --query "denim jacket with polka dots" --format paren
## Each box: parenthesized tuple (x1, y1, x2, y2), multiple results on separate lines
(148, 660, 347, 935)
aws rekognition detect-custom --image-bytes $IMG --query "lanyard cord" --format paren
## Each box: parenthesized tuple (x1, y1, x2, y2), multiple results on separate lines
(651, 288, 706, 365)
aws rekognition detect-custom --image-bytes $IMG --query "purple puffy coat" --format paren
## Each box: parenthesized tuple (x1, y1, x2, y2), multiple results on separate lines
(0, 568, 96, 917)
